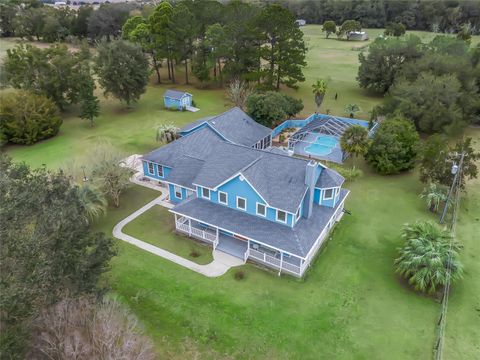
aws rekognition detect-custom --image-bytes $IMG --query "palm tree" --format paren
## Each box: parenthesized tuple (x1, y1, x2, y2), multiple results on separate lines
(340, 125, 369, 165)
(345, 103, 360, 118)
(77, 183, 108, 223)
(420, 183, 448, 213)
(394, 222, 463, 294)
(156, 124, 179, 144)
(312, 79, 328, 111)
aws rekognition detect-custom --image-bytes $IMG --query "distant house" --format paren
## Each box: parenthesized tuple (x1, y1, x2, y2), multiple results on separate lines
(164, 90, 193, 111)
(295, 19, 307, 26)
(347, 31, 368, 41)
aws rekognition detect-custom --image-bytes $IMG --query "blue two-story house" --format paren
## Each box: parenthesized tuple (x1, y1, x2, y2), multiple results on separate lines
(142, 107, 348, 277)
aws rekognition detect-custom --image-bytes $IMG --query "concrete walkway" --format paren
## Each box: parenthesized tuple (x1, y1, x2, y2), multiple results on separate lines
(112, 196, 244, 278)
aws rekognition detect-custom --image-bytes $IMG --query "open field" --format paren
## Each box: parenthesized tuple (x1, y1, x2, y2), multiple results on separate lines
(3, 26, 480, 358)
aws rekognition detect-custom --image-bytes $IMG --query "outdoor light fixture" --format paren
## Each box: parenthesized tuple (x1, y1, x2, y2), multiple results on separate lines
(451, 163, 458, 175)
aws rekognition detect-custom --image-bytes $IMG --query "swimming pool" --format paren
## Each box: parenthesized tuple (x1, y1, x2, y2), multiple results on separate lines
(304, 135, 339, 156)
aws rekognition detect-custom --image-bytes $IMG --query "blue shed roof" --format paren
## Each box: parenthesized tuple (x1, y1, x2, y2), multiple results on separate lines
(164, 89, 192, 100)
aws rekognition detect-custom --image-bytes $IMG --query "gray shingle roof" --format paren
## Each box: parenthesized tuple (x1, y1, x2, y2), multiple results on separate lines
(180, 107, 272, 147)
(315, 168, 345, 188)
(143, 108, 346, 213)
(189, 141, 309, 213)
(170, 189, 349, 258)
(142, 126, 224, 168)
(179, 116, 214, 133)
(164, 89, 191, 100)
(165, 155, 204, 189)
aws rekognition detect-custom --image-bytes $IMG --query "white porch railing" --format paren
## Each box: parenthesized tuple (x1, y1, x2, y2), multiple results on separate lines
(248, 248, 303, 276)
(175, 216, 218, 245)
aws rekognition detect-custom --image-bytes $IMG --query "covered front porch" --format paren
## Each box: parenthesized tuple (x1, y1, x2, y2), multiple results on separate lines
(174, 214, 307, 276)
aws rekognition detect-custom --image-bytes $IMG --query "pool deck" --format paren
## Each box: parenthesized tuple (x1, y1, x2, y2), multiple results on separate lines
(292, 133, 344, 163)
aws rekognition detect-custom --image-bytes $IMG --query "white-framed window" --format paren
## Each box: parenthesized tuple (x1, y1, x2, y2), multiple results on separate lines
(218, 191, 228, 205)
(157, 164, 163, 177)
(236, 196, 247, 211)
(148, 162, 154, 175)
(202, 187, 210, 199)
(323, 188, 334, 200)
(174, 185, 182, 199)
(295, 207, 301, 221)
(276, 210, 287, 223)
(256, 202, 266, 217)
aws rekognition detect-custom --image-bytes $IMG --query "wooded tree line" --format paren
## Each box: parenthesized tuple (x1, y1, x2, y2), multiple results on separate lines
(358, 35, 480, 134)
(0, 0, 134, 41)
(0, 0, 307, 90)
(122, 0, 307, 90)
(275, 0, 480, 34)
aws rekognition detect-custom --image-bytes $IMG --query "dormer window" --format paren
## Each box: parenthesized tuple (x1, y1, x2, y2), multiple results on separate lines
(148, 162, 154, 175)
(218, 191, 228, 205)
(256, 203, 266, 217)
(236, 196, 247, 211)
(323, 189, 334, 200)
(276, 210, 287, 223)
(202, 187, 210, 199)
(174, 185, 182, 199)
(157, 164, 163, 177)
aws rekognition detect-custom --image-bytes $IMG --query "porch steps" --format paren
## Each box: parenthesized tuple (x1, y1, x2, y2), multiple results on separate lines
(216, 235, 248, 261)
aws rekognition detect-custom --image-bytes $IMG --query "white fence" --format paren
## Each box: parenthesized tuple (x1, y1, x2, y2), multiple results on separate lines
(248, 248, 303, 276)
(175, 217, 218, 245)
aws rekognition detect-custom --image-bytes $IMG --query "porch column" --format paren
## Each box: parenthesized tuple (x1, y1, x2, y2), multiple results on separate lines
(216, 227, 219, 241)
(188, 218, 192, 237)
(174, 213, 178, 226)
(278, 252, 283, 276)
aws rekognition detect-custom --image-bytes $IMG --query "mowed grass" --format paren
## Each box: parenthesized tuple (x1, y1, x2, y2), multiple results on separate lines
(443, 128, 480, 360)
(123, 204, 214, 265)
(104, 162, 440, 359)
(3, 27, 480, 358)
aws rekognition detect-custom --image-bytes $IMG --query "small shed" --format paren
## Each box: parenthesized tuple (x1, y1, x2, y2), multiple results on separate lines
(163, 90, 193, 110)
(295, 19, 307, 26)
(347, 31, 369, 41)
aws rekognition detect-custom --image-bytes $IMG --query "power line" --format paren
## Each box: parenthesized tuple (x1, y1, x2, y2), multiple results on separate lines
(433, 151, 465, 360)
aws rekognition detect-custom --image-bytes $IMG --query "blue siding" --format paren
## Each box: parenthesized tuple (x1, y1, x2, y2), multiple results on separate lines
(314, 187, 340, 208)
(169, 183, 188, 204)
(180, 122, 208, 136)
(142, 160, 171, 180)
(197, 175, 294, 227)
(164, 94, 192, 110)
(314, 188, 321, 203)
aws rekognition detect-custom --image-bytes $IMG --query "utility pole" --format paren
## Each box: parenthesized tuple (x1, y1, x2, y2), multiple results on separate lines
(434, 151, 465, 360)
(439, 152, 465, 225)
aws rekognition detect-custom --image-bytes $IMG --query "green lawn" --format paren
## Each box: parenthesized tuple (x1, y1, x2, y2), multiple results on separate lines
(106, 161, 441, 359)
(3, 27, 480, 359)
(123, 204, 214, 265)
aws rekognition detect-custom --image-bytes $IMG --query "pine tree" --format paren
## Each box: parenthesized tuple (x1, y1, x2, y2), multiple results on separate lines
(79, 67, 100, 127)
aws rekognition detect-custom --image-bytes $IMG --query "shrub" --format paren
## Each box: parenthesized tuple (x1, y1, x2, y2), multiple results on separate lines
(0, 90, 62, 145)
(246, 91, 303, 127)
(366, 117, 419, 175)
(395, 222, 463, 294)
(190, 250, 200, 258)
(28, 297, 155, 359)
(279, 134, 285, 143)
(337, 166, 363, 182)
(234, 270, 245, 280)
